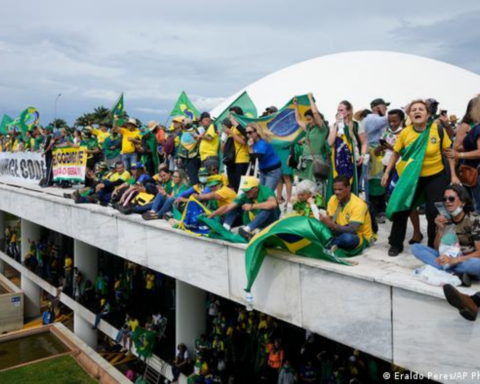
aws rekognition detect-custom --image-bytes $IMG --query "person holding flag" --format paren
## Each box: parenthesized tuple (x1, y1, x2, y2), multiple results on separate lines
(382, 99, 460, 256)
(113, 117, 142, 173)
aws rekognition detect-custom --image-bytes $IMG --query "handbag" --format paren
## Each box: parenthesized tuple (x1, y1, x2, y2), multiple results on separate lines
(306, 132, 329, 180)
(457, 164, 478, 187)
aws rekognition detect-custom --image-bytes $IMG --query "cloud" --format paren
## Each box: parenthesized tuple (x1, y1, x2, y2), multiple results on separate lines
(0, 0, 479, 125)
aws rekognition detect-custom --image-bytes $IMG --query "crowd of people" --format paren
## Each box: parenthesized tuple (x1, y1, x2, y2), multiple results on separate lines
(3, 93, 480, 318)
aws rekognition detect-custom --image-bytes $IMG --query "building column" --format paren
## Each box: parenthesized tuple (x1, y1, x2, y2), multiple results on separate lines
(20, 219, 41, 318)
(21, 219, 40, 263)
(74, 240, 98, 284)
(21, 275, 41, 317)
(74, 312, 98, 350)
(175, 280, 206, 356)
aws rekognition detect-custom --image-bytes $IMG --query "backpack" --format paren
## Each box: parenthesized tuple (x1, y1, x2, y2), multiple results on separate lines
(222, 137, 236, 166)
(164, 133, 177, 156)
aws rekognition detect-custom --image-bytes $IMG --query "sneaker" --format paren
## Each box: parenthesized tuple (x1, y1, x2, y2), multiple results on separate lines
(63, 193, 72, 199)
(376, 214, 386, 224)
(388, 246, 403, 257)
(457, 273, 472, 288)
(443, 284, 478, 321)
(238, 227, 253, 242)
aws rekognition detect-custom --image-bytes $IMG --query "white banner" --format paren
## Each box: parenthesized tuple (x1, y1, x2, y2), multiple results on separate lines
(0, 152, 46, 185)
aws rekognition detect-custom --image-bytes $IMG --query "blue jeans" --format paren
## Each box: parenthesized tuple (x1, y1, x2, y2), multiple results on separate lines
(260, 167, 282, 192)
(471, 175, 480, 214)
(332, 233, 360, 250)
(121, 153, 138, 173)
(225, 207, 279, 231)
(133, 202, 153, 214)
(96, 190, 112, 204)
(362, 162, 370, 203)
(412, 244, 480, 279)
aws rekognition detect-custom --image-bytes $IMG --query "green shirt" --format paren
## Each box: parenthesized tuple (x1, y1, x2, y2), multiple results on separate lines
(34, 136, 44, 151)
(234, 185, 280, 224)
(172, 183, 188, 197)
(103, 135, 121, 160)
(161, 178, 175, 195)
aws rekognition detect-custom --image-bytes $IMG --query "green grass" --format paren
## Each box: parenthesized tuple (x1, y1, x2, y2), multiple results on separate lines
(0, 355, 97, 383)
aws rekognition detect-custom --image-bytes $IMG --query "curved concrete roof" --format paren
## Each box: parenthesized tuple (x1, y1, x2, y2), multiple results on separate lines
(211, 51, 480, 121)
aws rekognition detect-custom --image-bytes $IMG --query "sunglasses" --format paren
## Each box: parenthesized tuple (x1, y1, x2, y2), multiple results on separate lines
(246, 130, 255, 135)
(442, 196, 456, 203)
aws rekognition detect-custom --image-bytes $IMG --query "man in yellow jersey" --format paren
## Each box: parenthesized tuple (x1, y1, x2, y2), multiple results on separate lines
(193, 175, 237, 210)
(92, 123, 111, 149)
(113, 118, 141, 172)
(323, 175, 373, 251)
(196, 112, 219, 165)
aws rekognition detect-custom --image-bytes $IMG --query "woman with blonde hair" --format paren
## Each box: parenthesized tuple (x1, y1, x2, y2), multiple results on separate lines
(327, 100, 367, 199)
(382, 99, 459, 256)
(246, 122, 282, 191)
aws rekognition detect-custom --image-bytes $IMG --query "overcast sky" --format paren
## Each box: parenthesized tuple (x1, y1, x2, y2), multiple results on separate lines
(1, 0, 480, 125)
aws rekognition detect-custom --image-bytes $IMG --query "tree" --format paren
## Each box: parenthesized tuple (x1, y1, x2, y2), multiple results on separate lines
(91, 106, 110, 125)
(74, 113, 94, 128)
(49, 118, 67, 129)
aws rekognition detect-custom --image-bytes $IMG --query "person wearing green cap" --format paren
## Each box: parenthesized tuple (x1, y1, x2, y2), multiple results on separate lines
(193, 175, 237, 211)
(208, 176, 280, 241)
(141, 169, 190, 220)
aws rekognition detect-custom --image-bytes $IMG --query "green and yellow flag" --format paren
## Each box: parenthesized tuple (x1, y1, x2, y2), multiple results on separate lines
(170, 91, 200, 120)
(245, 216, 360, 292)
(19, 107, 40, 140)
(132, 327, 155, 359)
(386, 124, 431, 219)
(111, 93, 125, 126)
(234, 94, 311, 145)
(215, 91, 258, 124)
(0, 114, 13, 134)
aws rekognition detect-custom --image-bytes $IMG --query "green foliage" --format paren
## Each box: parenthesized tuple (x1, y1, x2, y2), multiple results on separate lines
(0, 355, 97, 384)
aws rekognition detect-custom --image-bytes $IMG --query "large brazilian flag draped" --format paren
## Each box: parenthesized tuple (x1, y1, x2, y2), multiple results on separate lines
(386, 123, 431, 219)
(132, 327, 156, 359)
(176, 196, 247, 243)
(19, 107, 40, 140)
(170, 91, 200, 120)
(244, 216, 361, 293)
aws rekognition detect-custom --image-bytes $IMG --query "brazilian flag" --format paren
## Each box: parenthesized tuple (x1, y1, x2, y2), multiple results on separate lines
(176, 197, 247, 243)
(215, 91, 258, 123)
(132, 327, 155, 359)
(0, 114, 13, 134)
(170, 91, 200, 120)
(245, 216, 362, 292)
(19, 107, 40, 140)
(386, 123, 431, 219)
(111, 93, 125, 126)
(234, 95, 312, 173)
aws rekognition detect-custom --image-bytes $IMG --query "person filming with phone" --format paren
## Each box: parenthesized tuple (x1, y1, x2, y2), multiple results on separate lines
(411, 185, 480, 285)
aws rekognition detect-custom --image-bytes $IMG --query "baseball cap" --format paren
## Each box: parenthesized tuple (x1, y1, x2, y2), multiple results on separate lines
(172, 116, 184, 123)
(131, 162, 145, 170)
(266, 106, 278, 113)
(240, 176, 259, 192)
(370, 98, 390, 108)
(206, 175, 223, 187)
(198, 167, 209, 177)
(199, 112, 211, 121)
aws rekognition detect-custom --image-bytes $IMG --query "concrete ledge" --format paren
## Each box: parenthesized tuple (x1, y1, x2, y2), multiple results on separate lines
(0, 273, 23, 333)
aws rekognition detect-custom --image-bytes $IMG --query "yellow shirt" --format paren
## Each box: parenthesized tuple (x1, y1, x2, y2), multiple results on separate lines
(214, 185, 237, 207)
(109, 170, 131, 183)
(199, 124, 219, 161)
(146, 273, 155, 290)
(394, 124, 451, 177)
(119, 128, 141, 154)
(327, 193, 373, 243)
(230, 126, 249, 163)
(128, 319, 139, 332)
(92, 129, 111, 148)
(64, 257, 72, 270)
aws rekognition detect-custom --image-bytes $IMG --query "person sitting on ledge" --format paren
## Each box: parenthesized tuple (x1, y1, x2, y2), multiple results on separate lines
(193, 175, 237, 211)
(208, 176, 280, 241)
(412, 185, 480, 287)
(322, 175, 374, 252)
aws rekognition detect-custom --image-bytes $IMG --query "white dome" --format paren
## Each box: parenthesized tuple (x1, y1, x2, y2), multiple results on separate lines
(211, 51, 480, 122)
